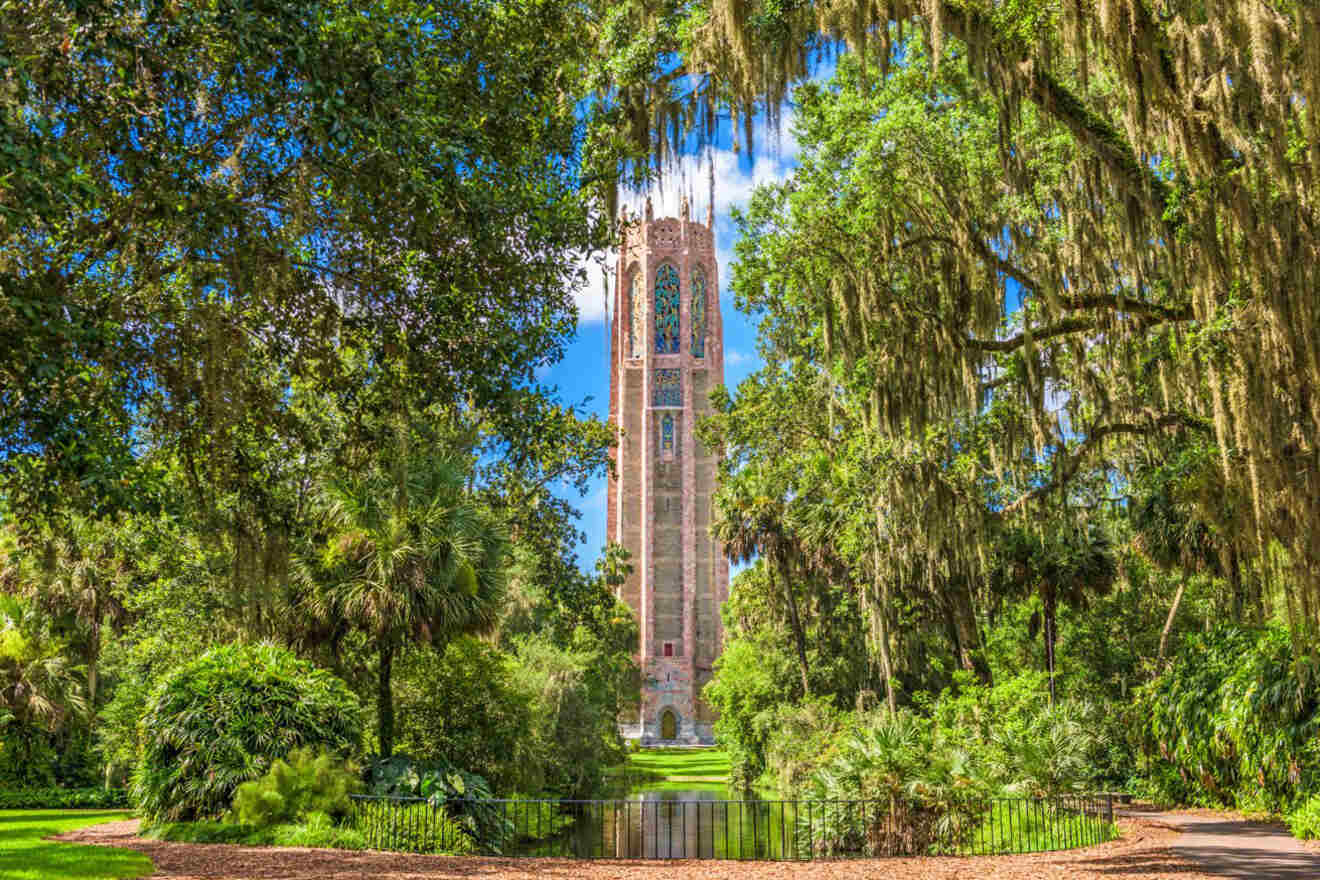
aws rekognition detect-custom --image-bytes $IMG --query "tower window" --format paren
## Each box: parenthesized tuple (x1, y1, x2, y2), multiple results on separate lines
(654, 368, 681, 407)
(659, 412, 675, 460)
(663, 642, 674, 657)
(654, 263, 680, 354)
(628, 271, 644, 359)
(691, 265, 708, 358)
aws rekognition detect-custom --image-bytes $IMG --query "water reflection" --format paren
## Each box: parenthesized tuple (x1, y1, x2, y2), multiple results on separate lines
(507, 788, 807, 860)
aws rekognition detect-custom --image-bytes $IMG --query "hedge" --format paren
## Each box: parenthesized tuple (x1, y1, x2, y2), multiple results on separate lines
(0, 787, 130, 809)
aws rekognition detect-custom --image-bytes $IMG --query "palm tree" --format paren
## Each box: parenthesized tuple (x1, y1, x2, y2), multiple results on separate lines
(1, 518, 130, 705)
(307, 452, 508, 758)
(995, 524, 1117, 705)
(712, 471, 812, 697)
(1131, 480, 1237, 661)
(0, 595, 87, 739)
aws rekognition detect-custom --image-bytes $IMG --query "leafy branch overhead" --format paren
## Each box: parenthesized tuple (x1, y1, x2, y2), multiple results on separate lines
(628, 0, 1320, 641)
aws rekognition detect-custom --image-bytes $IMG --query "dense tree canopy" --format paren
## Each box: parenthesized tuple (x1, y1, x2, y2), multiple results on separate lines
(605, 0, 1320, 643)
(1, 0, 609, 544)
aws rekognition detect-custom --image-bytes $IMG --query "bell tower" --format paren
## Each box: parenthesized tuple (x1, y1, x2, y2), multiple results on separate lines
(607, 196, 728, 744)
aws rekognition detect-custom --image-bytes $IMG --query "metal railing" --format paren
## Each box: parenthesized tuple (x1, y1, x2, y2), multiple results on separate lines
(349, 793, 1118, 860)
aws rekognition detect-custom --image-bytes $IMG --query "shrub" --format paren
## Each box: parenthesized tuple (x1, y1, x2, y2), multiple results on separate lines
(0, 787, 129, 809)
(363, 754, 505, 849)
(992, 702, 1107, 798)
(511, 634, 629, 798)
(145, 814, 372, 851)
(132, 642, 362, 822)
(350, 799, 476, 854)
(392, 638, 533, 795)
(805, 709, 995, 856)
(270, 811, 368, 849)
(0, 727, 59, 788)
(1139, 625, 1320, 812)
(762, 697, 848, 792)
(231, 747, 360, 828)
(1287, 794, 1320, 840)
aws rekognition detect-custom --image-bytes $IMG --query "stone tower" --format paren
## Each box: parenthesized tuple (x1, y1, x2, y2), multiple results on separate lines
(607, 197, 728, 745)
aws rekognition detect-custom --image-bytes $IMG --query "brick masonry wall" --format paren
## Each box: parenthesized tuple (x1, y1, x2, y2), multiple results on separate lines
(609, 201, 727, 745)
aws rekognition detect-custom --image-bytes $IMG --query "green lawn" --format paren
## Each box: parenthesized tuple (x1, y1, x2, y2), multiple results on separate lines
(0, 811, 152, 880)
(626, 747, 730, 781)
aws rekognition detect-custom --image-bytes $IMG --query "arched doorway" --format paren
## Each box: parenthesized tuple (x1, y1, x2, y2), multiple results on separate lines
(660, 709, 677, 740)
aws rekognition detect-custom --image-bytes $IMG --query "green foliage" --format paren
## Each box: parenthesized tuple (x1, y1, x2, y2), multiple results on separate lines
(307, 450, 508, 759)
(0, 810, 152, 880)
(362, 754, 503, 849)
(363, 754, 495, 801)
(146, 813, 371, 852)
(1139, 625, 1320, 812)
(132, 643, 362, 822)
(510, 632, 631, 798)
(0, 596, 86, 769)
(797, 699, 1117, 855)
(0, 788, 128, 810)
(349, 800, 477, 855)
(991, 703, 1105, 799)
(2, 0, 610, 523)
(361, 754, 504, 849)
(1286, 795, 1320, 841)
(806, 709, 994, 854)
(230, 747, 360, 829)
(393, 638, 532, 795)
(762, 698, 850, 793)
(929, 671, 1109, 798)
(0, 726, 58, 788)
(704, 563, 870, 788)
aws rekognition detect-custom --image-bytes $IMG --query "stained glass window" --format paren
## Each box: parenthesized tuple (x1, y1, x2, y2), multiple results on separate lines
(660, 412, 675, 458)
(629, 272, 644, 358)
(654, 263, 680, 354)
(691, 265, 708, 358)
(654, 369, 681, 407)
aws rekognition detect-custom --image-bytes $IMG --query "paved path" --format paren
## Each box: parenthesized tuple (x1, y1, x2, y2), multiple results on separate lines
(1124, 809, 1320, 878)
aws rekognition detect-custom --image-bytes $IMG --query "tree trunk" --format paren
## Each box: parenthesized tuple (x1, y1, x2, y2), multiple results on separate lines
(1157, 579, 1188, 663)
(1043, 589, 1057, 707)
(871, 536, 896, 717)
(87, 619, 100, 707)
(378, 639, 396, 758)
(875, 592, 897, 717)
(948, 577, 991, 686)
(776, 553, 811, 697)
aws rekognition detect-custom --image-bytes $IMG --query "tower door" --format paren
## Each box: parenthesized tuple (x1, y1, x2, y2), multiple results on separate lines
(661, 709, 677, 740)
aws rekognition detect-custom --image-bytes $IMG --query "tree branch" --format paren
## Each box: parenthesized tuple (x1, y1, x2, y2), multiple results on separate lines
(1000, 413, 1211, 515)
(936, 4, 1174, 226)
(966, 317, 1096, 352)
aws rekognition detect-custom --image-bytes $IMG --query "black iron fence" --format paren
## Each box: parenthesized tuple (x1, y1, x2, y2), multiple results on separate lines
(350, 793, 1118, 860)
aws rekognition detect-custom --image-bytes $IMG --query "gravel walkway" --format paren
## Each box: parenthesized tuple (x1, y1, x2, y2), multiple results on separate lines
(55, 816, 1218, 879)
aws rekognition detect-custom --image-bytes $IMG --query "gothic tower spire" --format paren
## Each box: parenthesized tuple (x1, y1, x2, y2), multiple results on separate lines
(606, 208, 727, 744)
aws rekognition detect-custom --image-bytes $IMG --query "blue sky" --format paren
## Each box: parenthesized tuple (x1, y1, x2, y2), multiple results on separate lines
(544, 115, 803, 572)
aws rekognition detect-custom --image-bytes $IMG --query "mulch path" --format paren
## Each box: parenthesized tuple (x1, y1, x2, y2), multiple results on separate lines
(55, 816, 1218, 879)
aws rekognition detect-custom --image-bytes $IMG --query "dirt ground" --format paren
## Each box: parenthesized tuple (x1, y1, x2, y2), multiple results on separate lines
(55, 816, 1220, 879)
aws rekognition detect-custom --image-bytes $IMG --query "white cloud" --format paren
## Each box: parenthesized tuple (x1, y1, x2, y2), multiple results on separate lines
(620, 117, 798, 224)
(571, 250, 613, 323)
(726, 348, 752, 367)
(571, 106, 800, 325)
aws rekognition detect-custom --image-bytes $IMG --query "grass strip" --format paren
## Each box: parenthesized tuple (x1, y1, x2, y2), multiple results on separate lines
(623, 747, 731, 783)
(0, 810, 152, 880)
